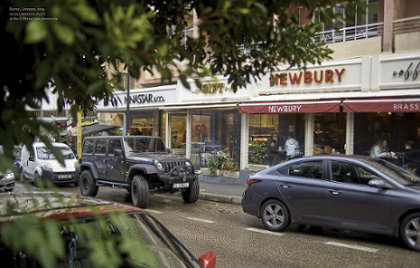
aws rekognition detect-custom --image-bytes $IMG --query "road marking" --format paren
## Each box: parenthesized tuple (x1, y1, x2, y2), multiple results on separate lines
(246, 228, 285, 236)
(145, 209, 163, 214)
(324, 241, 379, 253)
(185, 217, 215, 224)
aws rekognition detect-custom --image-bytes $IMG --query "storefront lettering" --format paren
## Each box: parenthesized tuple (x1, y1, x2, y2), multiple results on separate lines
(200, 83, 226, 94)
(268, 105, 303, 113)
(393, 103, 420, 111)
(392, 62, 420, 80)
(125, 93, 165, 105)
(270, 68, 346, 87)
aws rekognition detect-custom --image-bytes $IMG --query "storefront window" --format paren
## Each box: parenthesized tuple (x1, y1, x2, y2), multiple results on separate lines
(354, 113, 420, 167)
(191, 110, 240, 169)
(313, 113, 345, 155)
(169, 114, 186, 156)
(249, 114, 305, 166)
(129, 112, 153, 136)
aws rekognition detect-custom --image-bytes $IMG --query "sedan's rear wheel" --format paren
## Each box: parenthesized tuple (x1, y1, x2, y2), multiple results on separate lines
(261, 199, 290, 232)
(401, 213, 420, 251)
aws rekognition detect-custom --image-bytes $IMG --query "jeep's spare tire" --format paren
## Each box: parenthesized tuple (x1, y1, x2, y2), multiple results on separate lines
(80, 170, 98, 196)
(131, 175, 149, 208)
(182, 179, 199, 203)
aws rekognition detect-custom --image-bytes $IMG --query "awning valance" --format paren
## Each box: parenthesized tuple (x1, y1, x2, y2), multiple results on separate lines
(343, 98, 420, 113)
(239, 100, 341, 114)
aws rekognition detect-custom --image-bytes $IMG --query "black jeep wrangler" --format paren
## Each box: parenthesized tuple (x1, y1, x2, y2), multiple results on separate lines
(79, 136, 199, 208)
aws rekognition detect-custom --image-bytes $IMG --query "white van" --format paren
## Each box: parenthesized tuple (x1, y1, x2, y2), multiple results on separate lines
(20, 142, 78, 185)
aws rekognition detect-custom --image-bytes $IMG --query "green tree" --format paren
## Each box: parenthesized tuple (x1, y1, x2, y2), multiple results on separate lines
(1, 0, 365, 266)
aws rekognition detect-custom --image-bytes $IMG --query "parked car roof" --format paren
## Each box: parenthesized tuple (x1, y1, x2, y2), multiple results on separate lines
(0, 191, 142, 223)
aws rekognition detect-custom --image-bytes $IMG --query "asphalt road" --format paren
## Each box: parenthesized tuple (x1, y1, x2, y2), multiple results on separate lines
(14, 183, 420, 267)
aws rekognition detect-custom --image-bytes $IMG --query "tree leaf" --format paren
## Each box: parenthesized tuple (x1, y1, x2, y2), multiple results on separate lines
(25, 20, 47, 44)
(52, 23, 75, 45)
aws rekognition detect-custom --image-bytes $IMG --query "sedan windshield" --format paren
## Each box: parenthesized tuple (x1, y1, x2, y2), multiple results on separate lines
(65, 213, 199, 268)
(363, 158, 420, 186)
(123, 137, 166, 153)
(36, 146, 75, 160)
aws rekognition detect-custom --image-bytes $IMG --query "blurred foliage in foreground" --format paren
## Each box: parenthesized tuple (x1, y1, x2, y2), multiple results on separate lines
(1, 0, 365, 266)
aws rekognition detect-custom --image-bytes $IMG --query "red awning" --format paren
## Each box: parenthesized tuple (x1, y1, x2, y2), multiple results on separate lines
(239, 100, 341, 114)
(343, 98, 420, 113)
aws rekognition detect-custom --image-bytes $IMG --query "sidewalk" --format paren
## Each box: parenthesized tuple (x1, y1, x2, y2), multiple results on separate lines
(198, 175, 249, 205)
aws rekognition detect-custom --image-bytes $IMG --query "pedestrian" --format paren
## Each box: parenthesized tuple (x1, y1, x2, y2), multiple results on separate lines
(266, 132, 281, 166)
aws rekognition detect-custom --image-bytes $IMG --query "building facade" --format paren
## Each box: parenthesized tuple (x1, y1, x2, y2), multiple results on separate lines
(94, 0, 420, 179)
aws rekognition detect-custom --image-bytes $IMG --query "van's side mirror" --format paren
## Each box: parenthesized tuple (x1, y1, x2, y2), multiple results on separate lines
(28, 155, 34, 162)
(166, 148, 171, 153)
(114, 149, 123, 158)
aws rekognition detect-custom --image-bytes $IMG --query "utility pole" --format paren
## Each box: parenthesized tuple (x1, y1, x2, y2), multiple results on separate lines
(125, 73, 130, 136)
(77, 108, 82, 158)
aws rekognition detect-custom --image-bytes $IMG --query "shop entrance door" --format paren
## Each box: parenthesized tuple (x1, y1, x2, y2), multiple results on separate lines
(168, 113, 187, 157)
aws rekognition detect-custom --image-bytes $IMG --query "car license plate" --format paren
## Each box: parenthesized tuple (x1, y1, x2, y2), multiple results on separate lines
(59, 174, 72, 179)
(173, 183, 189, 189)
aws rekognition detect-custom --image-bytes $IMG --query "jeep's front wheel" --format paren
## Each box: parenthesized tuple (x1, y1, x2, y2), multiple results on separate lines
(79, 170, 98, 196)
(182, 179, 199, 203)
(131, 175, 149, 208)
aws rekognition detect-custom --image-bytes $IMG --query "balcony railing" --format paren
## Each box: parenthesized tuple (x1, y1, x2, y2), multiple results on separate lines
(316, 22, 384, 44)
(393, 15, 420, 35)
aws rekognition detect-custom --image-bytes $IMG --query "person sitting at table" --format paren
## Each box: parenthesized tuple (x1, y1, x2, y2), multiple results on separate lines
(266, 132, 281, 166)
(370, 139, 392, 158)
(285, 134, 299, 159)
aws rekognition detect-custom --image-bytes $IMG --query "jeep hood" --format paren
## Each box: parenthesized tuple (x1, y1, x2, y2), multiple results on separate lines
(126, 153, 187, 162)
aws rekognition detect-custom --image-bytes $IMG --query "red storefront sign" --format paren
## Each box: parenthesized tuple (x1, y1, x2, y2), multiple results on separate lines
(239, 100, 341, 114)
(343, 98, 420, 112)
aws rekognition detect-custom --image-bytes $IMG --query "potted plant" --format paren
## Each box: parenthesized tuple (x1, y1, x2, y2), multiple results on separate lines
(249, 142, 267, 165)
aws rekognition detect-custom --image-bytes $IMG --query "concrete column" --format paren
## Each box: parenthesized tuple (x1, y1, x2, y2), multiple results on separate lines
(383, 0, 394, 52)
(165, 113, 170, 148)
(186, 110, 192, 159)
(346, 112, 355, 155)
(240, 113, 249, 170)
(305, 113, 314, 156)
(153, 110, 159, 137)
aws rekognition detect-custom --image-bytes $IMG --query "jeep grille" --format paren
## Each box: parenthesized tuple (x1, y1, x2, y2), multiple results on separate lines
(160, 160, 187, 173)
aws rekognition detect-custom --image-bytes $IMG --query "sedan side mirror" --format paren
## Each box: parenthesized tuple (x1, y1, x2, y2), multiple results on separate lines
(368, 179, 388, 189)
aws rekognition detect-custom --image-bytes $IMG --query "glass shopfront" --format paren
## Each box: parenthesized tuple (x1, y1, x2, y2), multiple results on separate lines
(168, 114, 187, 156)
(354, 112, 420, 168)
(248, 114, 305, 166)
(313, 113, 346, 155)
(190, 110, 240, 168)
(129, 111, 154, 136)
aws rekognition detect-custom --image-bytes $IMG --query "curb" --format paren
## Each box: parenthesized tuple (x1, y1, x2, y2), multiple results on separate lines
(199, 192, 242, 205)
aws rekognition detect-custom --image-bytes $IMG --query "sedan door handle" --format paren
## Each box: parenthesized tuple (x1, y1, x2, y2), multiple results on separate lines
(329, 189, 341, 195)
(280, 184, 290, 189)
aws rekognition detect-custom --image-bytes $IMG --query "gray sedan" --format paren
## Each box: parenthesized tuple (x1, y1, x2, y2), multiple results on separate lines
(242, 155, 420, 251)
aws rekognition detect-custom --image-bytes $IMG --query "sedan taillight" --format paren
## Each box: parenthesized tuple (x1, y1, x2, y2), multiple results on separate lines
(247, 178, 262, 186)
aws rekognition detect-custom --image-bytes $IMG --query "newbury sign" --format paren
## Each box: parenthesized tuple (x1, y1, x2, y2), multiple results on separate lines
(269, 68, 346, 87)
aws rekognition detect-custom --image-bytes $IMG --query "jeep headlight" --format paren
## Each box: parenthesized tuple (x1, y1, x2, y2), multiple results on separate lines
(185, 161, 193, 173)
(155, 161, 165, 172)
